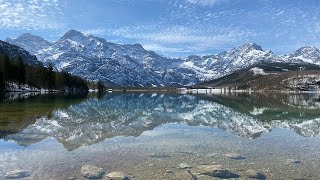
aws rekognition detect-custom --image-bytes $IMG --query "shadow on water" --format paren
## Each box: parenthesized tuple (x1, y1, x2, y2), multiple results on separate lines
(0, 92, 89, 138)
(1, 92, 320, 150)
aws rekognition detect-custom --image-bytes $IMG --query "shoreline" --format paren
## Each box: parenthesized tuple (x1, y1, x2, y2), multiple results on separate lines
(2, 86, 320, 94)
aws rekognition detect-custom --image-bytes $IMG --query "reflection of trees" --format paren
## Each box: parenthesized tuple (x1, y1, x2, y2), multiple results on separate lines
(0, 93, 88, 138)
(5, 93, 320, 151)
(197, 92, 320, 121)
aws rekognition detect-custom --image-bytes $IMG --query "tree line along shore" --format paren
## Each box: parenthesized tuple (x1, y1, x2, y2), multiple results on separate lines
(0, 54, 90, 92)
(0, 53, 181, 93)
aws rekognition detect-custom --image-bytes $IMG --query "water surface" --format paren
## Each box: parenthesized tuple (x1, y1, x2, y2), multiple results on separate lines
(0, 92, 319, 179)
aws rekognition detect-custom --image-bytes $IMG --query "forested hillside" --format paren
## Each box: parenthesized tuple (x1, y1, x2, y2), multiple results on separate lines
(0, 54, 88, 92)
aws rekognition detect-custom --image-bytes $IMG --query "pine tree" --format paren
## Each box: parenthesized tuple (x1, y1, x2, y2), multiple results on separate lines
(47, 64, 55, 91)
(0, 55, 5, 91)
(2, 55, 10, 83)
(0, 53, 89, 92)
(0, 68, 4, 91)
(17, 57, 26, 89)
(97, 81, 105, 92)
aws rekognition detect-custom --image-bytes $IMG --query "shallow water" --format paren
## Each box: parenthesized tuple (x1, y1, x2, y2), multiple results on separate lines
(0, 92, 320, 179)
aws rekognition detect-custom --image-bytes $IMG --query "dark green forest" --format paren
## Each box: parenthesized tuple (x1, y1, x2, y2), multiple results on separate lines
(0, 54, 89, 92)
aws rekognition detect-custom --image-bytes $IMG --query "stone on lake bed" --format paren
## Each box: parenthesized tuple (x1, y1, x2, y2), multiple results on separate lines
(178, 163, 192, 169)
(192, 165, 240, 179)
(4, 170, 31, 179)
(169, 170, 195, 179)
(165, 170, 174, 174)
(286, 159, 301, 164)
(224, 153, 246, 160)
(245, 169, 267, 179)
(106, 172, 130, 180)
(197, 175, 226, 180)
(80, 165, 105, 179)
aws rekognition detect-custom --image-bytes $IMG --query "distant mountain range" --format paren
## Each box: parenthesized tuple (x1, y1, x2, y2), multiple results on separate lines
(4, 30, 320, 87)
(197, 62, 320, 91)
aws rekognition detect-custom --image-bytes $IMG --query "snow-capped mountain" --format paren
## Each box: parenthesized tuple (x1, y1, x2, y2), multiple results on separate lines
(282, 46, 320, 64)
(0, 40, 42, 66)
(34, 30, 202, 86)
(6, 33, 52, 55)
(5, 31, 320, 86)
(184, 43, 276, 78)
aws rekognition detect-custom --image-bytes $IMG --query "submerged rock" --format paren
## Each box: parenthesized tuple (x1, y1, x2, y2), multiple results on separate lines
(4, 170, 31, 179)
(80, 165, 105, 179)
(192, 165, 240, 179)
(197, 175, 226, 180)
(168, 170, 194, 179)
(149, 154, 171, 158)
(245, 169, 267, 179)
(178, 163, 192, 169)
(286, 159, 301, 164)
(224, 153, 246, 160)
(106, 172, 130, 180)
(165, 170, 174, 174)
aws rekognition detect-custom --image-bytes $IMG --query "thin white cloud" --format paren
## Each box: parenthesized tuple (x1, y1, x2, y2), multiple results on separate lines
(82, 28, 107, 36)
(107, 24, 257, 55)
(143, 44, 192, 54)
(186, 0, 230, 6)
(0, 0, 64, 30)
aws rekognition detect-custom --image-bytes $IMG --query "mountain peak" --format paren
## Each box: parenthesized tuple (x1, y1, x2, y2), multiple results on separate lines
(133, 43, 144, 49)
(224, 43, 265, 57)
(296, 46, 319, 52)
(60, 30, 88, 41)
(292, 46, 320, 56)
(279, 45, 320, 64)
(7, 33, 50, 43)
(239, 43, 263, 51)
(5, 33, 52, 55)
(18, 33, 39, 39)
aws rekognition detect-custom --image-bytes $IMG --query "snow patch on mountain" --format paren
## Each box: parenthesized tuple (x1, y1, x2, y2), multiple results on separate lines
(250, 67, 267, 75)
(281, 74, 320, 91)
(282, 46, 320, 64)
(5, 31, 320, 86)
(6, 33, 52, 55)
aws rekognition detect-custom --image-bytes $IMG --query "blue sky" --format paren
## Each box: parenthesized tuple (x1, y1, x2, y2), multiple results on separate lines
(0, 0, 319, 57)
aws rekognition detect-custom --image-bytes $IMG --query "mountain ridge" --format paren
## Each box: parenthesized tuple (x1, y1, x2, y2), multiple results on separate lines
(197, 61, 320, 91)
(5, 30, 320, 87)
(0, 40, 42, 66)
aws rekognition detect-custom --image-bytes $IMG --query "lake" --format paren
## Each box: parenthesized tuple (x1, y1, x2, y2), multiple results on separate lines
(0, 92, 319, 179)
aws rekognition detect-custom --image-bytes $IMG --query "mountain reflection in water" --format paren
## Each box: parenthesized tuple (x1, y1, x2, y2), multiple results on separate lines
(2, 92, 320, 151)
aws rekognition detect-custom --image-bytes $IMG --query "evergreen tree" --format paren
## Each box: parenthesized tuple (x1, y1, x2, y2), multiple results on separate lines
(0, 55, 5, 90)
(1, 55, 10, 83)
(97, 81, 105, 92)
(16, 57, 26, 89)
(0, 67, 4, 91)
(47, 64, 55, 91)
(0, 53, 89, 92)
(62, 71, 71, 91)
